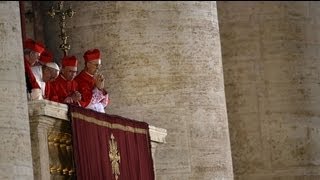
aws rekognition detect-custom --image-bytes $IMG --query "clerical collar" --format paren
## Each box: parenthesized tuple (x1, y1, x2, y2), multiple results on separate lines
(85, 71, 94, 77)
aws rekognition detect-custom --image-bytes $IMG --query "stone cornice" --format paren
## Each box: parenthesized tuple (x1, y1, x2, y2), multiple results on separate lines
(28, 100, 167, 144)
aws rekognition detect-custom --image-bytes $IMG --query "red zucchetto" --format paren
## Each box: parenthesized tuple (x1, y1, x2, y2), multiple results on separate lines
(62, 55, 78, 67)
(83, 49, 100, 62)
(23, 38, 45, 54)
(39, 50, 53, 64)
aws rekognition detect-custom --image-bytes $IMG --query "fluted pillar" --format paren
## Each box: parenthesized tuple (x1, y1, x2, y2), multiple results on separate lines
(42, 1, 233, 179)
(0, 2, 34, 179)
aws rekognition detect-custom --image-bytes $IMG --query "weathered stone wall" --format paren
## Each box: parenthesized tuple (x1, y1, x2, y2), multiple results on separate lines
(217, 1, 320, 179)
(42, 1, 233, 179)
(23, 1, 35, 40)
(0, 1, 34, 179)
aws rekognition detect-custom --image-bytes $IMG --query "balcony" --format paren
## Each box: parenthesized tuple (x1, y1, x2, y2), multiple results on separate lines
(28, 100, 167, 180)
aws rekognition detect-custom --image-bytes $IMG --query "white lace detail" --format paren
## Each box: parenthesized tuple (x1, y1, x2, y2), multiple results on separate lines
(86, 87, 109, 113)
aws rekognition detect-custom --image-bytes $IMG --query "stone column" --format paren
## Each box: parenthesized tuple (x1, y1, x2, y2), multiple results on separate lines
(42, 1, 233, 179)
(0, 1, 34, 179)
(218, 1, 320, 180)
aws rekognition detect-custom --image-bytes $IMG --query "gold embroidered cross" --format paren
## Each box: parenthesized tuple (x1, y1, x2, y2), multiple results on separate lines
(109, 134, 120, 180)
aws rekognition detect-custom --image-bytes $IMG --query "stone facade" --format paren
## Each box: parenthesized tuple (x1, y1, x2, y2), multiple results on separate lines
(0, 1, 34, 179)
(41, 1, 234, 179)
(218, 1, 320, 180)
(6, 1, 320, 180)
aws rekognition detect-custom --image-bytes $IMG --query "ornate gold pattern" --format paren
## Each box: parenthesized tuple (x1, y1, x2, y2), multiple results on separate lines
(71, 112, 148, 134)
(109, 134, 121, 180)
(48, 131, 75, 177)
(48, 1, 75, 56)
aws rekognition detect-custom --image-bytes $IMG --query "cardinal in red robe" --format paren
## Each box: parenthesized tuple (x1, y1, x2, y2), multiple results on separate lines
(74, 49, 109, 113)
(49, 55, 81, 105)
(23, 38, 45, 99)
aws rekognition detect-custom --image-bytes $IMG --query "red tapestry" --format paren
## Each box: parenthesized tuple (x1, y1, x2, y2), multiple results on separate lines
(68, 105, 155, 180)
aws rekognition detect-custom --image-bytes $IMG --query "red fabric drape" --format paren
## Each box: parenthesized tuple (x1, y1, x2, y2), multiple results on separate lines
(69, 105, 155, 180)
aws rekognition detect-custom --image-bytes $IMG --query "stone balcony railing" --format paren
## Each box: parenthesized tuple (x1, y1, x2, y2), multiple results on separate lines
(28, 100, 167, 180)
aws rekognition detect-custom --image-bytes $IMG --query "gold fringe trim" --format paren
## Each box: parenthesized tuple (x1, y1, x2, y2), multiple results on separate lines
(71, 112, 148, 134)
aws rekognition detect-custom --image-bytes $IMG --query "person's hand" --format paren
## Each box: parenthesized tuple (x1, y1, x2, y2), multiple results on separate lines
(71, 91, 82, 102)
(31, 88, 43, 100)
(94, 73, 105, 90)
